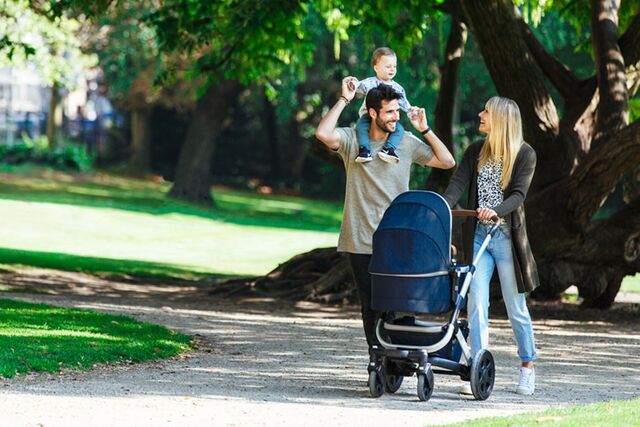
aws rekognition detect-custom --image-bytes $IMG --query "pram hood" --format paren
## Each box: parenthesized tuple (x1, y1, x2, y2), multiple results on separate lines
(370, 191, 452, 277)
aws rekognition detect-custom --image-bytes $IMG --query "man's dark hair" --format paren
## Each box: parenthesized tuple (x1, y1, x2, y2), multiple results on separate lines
(365, 83, 402, 116)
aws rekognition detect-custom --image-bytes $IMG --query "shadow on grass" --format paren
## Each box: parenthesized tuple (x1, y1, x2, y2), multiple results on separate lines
(0, 176, 342, 232)
(0, 247, 237, 281)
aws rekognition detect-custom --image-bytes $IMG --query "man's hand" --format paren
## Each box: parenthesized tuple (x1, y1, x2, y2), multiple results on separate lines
(409, 107, 429, 132)
(316, 77, 357, 150)
(416, 107, 456, 170)
(342, 77, 358, 101)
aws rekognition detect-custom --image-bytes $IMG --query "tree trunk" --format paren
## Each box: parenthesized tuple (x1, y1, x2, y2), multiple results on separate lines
(286, 84, 307, 189)
(285, 76, 341, 189)
(46, 82, 62, 147)
(129, 108, 151, 174)
(286, 111, 307, 189)
(534, 196, 640, 306)
(168, 80, 242, 206)
(425, 5, 467, 193)
(263, 88, 281, 182)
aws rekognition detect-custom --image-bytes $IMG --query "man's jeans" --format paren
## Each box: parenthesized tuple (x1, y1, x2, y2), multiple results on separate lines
(347, 253, 378, 347)
(468, 223, 537, 363)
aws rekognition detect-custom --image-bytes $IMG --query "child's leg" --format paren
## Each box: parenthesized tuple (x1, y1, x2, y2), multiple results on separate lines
(384, 122, 404, 150)
(356, 116, 371, 150)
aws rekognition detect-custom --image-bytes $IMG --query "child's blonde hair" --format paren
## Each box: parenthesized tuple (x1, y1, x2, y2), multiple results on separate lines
(371, 47, 396, 67)
(478, 96, 524, 190)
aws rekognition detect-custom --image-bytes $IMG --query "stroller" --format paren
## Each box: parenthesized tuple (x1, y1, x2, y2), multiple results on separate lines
(367, 190, 500, 401)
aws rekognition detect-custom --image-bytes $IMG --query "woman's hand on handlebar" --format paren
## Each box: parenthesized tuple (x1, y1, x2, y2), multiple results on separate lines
(476, 207, 498, 222)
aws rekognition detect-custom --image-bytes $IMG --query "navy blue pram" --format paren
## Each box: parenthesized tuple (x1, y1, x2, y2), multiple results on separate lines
(367, 191, 499, 401)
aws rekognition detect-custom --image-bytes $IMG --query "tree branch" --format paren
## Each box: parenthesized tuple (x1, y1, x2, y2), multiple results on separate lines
(556, 10, 640, 165)
(514, 7, 579, 98)
(591, 0, 628, 141)
(567, 119, 640, 226)
(527, 119, 640, 257)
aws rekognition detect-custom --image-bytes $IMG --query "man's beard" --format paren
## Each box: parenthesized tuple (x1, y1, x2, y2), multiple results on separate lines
(375, 116, 396, 133)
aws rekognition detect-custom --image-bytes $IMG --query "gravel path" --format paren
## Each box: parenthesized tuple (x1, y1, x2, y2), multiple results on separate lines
(1, 269, 639, 426)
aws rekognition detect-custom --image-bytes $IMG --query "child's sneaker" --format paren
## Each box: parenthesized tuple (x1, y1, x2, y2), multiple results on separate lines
(516, 367, 535, 395)
(355, 147, 373, 163)
(378, 147, 400, 163)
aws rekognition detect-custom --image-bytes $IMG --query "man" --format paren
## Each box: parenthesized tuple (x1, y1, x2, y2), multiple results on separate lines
(315, 79, 455, 348)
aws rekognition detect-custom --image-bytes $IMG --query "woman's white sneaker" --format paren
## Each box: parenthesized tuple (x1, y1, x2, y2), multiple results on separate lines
(459, 383, 473, 395)
(516, 367, 535, 395)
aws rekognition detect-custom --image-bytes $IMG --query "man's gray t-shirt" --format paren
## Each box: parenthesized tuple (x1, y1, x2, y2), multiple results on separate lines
(335, 127, 434, 254)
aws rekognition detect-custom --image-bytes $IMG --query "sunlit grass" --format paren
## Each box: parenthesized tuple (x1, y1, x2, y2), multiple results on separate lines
(0, 298, 191, 378)
(0, 168, 341, 278)
(621, 274, 640, 294)
(0, 165, 343, 231)
(449, 396, 640, 426)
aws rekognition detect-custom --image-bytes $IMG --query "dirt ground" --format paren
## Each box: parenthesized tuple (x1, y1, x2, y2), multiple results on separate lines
(1, 268, 639, 427)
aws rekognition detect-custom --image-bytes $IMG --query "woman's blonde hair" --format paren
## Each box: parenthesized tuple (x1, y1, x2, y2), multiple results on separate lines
(478, 96, 524, 190)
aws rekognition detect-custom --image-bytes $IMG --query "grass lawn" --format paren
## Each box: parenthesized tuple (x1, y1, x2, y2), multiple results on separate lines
(0, 166, 342, 279)
(621, 274, 640, 293)
(451, 396, 640, 426)
(0, 298, 191, 378)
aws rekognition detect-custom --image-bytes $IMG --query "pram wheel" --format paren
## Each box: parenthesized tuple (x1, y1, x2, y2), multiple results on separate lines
(368, 370, 385, 398)
(384, 374, 403, 393)
(470, 349, 495, 401)
(416, 368, 434, 402)
(383, 359, 404, 393)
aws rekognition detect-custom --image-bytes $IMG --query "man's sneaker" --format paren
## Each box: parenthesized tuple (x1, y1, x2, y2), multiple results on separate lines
(355, 147, 373, 163)
(516, 367, 535, 395)
(378, 147, 400, 163)
(459, 383, 473, 395)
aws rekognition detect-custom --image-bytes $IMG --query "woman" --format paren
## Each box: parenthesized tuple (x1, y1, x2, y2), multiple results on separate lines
(443, 96, 539, 396)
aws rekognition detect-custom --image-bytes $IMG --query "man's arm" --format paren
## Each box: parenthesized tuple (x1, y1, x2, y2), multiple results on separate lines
(409, 108, 455, 169)
(315, 76, 358, 150)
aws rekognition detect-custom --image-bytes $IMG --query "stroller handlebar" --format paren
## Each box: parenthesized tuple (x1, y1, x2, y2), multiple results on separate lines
(452, 209, 500, 223)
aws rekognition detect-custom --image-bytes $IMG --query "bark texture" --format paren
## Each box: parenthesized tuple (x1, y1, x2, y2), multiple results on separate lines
(46, 83, 62, 147)
(169, 81, 242, 205)
(129, 108, 151, 173)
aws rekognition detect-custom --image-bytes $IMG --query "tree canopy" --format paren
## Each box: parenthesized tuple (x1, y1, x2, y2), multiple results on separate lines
(1, 0, 95, 86)
(5, 0, 639, 307)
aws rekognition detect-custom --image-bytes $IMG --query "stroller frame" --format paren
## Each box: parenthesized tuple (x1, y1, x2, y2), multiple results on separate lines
(366, 191, 500, 401)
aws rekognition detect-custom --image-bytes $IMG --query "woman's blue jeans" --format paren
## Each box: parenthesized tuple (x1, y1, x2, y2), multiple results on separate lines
(467, 223, 537, 363)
